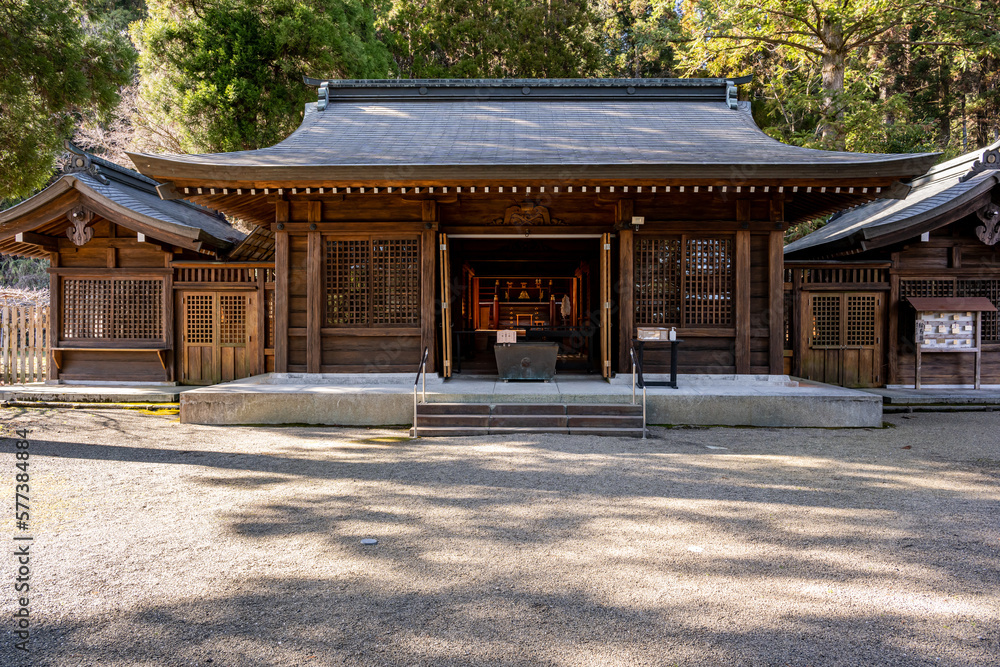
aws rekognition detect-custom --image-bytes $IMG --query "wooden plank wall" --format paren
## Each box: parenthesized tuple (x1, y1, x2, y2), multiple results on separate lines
(891, 225, 1000, 385)
(0, 303, 48, 384)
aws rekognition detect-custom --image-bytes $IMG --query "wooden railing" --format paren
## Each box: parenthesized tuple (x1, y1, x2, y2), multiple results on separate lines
(0, 303, 48, 384)
(784, 262, 891, 287)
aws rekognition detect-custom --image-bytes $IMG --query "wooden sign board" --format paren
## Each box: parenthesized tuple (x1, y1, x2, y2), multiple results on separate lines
(496, 330, 517, 344)
(637, 327, 667, 341)
(917, 311, 974, 350)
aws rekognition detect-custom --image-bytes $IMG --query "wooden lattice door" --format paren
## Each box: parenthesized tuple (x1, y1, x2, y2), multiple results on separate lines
(180, 292, 258, 385)
(801, 292, 883, 387)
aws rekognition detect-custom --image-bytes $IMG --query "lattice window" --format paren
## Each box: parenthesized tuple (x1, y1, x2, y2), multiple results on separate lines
(635, 238, 681, 325)
(685, 238, 732, 326)
(901, 279, 955, 299)
(219, 295, 247, 345)
(846, 295, 877, 346)
(325, 237, 419, 327)
(325, 240, 369, 326)
(810, 295, 841, 347)
(265, 289, 275, 349)
(62, 278, 163, 340)
(186, 295, 214, 344)
(957, 279, 1000, 342)
(371, 239, 420, 325)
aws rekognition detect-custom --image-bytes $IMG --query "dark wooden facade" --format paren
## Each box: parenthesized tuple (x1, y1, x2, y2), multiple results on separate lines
(1, 80, 940, 385)
(126, 78, 936, 382)
(786, 141, 1000, 387)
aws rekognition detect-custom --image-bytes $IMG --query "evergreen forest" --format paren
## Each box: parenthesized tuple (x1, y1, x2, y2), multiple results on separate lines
(2, 0, 999, 241)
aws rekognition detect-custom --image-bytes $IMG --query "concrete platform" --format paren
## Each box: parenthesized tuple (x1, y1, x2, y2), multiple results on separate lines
(180, 374, 882, 428)
(0, 383, 190, 404)
(866, 387, 1000, 407)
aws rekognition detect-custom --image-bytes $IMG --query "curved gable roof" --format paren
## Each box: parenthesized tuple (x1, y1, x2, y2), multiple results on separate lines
(785, 141, 1000, 258)
(0, 150, 243, 258)
(129, 78, 939, 185)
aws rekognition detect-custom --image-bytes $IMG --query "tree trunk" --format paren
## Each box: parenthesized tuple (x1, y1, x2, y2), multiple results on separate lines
(819, 18, 846, 146)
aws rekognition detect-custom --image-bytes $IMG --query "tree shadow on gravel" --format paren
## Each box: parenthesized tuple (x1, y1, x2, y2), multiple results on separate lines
(9, 577, 998, 667)
(6, 575, 996, 667)
(11, 420, 1000, 667)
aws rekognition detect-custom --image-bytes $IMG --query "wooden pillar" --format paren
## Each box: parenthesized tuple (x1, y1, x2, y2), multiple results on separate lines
(617, 200, 635, 374)
(421, 200, 438, 373)
(48, 253, 59, 382)
(306, 201, 322, 373)
(163, 268, 174, 382)
(791, 268, 802, 377)
(888, 256, 900, 385)
(769, 199, 785, 375)
(256, 268, 266, 375)
(274, 200, 290, 373)
(735, 201, 751, 374)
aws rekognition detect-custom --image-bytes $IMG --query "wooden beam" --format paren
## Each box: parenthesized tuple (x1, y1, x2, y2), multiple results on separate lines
(769, 230, 784, 375)
(618, 228, 634, 373)
(306, 231, 322, 373)
(14, 232, 58, 252)
(791, 268, 802, 377)
(769, 198, 785, 375)
(421, 200, 438, 373)
(274, 198, 290, 372)
(48, 269, 59, 381)
(735, 229, 751, 374)
(888, 262, 900, 385)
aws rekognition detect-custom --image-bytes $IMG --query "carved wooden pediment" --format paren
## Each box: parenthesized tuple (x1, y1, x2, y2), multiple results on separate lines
(66, 207, 94, 246)
(975, 201, 1000, 246)
(490, 203, 566, 226)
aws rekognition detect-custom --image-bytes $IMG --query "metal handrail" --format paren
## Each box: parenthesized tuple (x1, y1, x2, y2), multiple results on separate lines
(629, 344, 647, 439)
(412, 347, 429, 438)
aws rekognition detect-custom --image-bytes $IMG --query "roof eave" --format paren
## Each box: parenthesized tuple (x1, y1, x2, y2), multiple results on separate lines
(129, 154, 941, 186)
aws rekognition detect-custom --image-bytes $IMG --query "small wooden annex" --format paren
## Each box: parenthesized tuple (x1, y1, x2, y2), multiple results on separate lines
(785, 140, 1000, 387)
(124, 78, 936, 382)
(0, 145, 261, 384)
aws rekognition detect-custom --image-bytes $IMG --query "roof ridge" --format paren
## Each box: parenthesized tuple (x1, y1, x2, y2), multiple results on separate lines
(304, 76, 752, 88)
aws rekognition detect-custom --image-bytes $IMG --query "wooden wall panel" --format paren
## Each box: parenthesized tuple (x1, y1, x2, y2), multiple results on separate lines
(320, 333, 421, 372)
(58, 351, 168, 382)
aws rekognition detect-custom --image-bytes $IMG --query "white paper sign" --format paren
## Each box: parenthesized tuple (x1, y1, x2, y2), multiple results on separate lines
(496, 330, 517, 344)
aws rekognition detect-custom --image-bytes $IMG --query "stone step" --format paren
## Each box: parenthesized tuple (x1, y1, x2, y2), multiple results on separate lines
(488, 415, 567, 428)
(567, 415, 643, 428)
(417, 403, 491, 415)
(566, 404, 642, 416)
(412, 402, 646, 437)
(492, 403, 566, 416)
(415, 415, 490, 428)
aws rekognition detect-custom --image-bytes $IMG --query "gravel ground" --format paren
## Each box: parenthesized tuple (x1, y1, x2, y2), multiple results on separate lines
(1, 408, 999, 666)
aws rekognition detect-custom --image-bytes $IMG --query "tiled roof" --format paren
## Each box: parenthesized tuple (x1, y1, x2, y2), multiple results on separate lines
(227, 225, 274, 261)
(129, 78, 938, 184)
(785, 140, 1000, 257)
(0, 147, 244, 256)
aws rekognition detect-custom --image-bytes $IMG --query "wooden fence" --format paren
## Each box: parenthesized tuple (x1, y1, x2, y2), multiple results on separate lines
(0, 303, 49, 384)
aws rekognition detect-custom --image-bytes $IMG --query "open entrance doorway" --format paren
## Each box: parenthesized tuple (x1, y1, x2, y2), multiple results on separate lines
(441, 235, 609, 376)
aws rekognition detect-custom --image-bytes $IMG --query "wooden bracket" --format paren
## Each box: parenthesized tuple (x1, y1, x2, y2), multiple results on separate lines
(14, 232, 58, 252)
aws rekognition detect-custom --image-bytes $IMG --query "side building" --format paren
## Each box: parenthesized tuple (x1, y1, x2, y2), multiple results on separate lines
(785, 141, 1000, 387)
(0, 145, 266, 384)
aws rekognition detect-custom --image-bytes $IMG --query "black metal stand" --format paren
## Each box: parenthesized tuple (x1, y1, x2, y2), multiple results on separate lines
(631, 339, 683, 388)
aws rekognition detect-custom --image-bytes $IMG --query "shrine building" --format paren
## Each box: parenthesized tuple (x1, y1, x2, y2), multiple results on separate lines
(1, 78, 938, 391)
